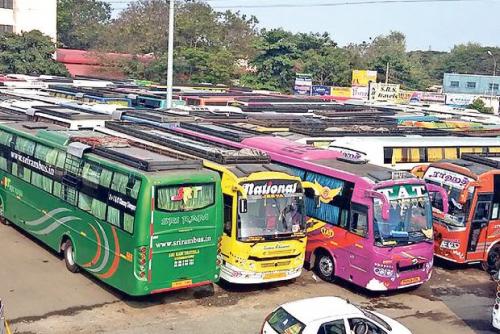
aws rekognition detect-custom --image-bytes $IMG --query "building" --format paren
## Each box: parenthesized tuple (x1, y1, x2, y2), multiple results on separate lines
(0, 0, 57, 40)
(443, 73, 500, 97)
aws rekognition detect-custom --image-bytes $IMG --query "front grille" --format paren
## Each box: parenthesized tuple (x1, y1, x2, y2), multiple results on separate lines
(398, 263, 424, 273)
(261, 261, 292, 268)
(248, 254, 300, 262)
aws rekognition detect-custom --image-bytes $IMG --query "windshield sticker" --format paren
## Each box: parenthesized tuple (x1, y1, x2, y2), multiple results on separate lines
(108, 194, 137, 211)
(242, 180, 299, 197)
(170, 186, 203, 204)
(377, 184, 426, 200)
(424, 167, 474, 190)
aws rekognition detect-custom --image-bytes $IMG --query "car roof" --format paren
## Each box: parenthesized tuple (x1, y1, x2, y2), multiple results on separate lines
(282, 297, 362, 323)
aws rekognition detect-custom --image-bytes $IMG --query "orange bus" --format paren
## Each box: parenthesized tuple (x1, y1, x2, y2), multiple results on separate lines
(412, 153, 500, 272)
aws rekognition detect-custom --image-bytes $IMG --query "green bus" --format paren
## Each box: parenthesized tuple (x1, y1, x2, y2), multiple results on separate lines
(0, 122, 223, 296)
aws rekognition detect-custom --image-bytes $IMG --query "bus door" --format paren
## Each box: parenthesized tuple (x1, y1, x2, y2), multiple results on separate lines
(467, 193, 493, 261)
(347, 204, 371, 276)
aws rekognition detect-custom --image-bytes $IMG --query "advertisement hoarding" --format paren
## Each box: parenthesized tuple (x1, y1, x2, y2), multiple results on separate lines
(352, 70, 377, 87)
(352, 86, 369, 100)
(312, 85, 331, 96)
(368, 83, 400, 101)
(294, 73, 312, 96)
(330, 87, 352, 98)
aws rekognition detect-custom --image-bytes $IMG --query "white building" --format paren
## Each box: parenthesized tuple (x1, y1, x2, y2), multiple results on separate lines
(0, 0, 57, 40)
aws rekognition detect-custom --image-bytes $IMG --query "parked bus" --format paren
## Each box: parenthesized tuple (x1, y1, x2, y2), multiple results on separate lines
(97, 121, 310, 284)
(327, 136, 500, 170)
(412, 153, 500, 272)
(172, 123, 448, 291)
(0, 122, 223, 295)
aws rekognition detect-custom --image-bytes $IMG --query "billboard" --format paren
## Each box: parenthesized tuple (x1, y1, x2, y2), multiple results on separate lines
(445, 94, 478, 106)
(352, 86, 369, 100)
(368, 83, 400, 101)
(330, 87, 352, 98)
(312, 85, 331, 96)
(294, 73, 312, 96)
(397, 90, 423, 104)
(421, 92, 446, 103)
(352, 70, 377, 87)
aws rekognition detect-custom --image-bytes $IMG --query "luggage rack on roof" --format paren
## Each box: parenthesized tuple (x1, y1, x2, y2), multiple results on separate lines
(33, 106, 111, 120)
(179, 122, 254, 142)
(105, 121, 270, 165)
(65, 131, 201, 172)
(461, 153, 500, 169)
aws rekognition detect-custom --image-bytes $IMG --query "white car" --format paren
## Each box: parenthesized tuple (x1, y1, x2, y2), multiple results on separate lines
(261, 297, 412, 334)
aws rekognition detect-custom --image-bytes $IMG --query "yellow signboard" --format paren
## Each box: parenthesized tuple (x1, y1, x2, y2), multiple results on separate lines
(352, 70, 377, 87)
(330, 87, 352, 98)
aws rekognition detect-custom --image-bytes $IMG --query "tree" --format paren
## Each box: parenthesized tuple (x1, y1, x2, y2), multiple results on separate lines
(0, 31, 68, 76)
(302, 46, 351, 86)
(99, 0, 257, 85)
(57, 0, 111, 49)
(445, 43, 500, 76)
(469, 98, 494, 114)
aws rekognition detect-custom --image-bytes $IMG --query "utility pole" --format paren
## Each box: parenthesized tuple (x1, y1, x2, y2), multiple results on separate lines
(385, 62, 389, 84)
(487, 50, 497, 76)
(166, 0, 175, 109)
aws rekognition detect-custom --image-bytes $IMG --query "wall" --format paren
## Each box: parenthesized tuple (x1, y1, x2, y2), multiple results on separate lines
(443, 73, 500, 96)
(14, 0, 57, 40)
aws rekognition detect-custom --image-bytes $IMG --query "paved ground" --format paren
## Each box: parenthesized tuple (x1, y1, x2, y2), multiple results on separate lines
(0, 223, 497, 334)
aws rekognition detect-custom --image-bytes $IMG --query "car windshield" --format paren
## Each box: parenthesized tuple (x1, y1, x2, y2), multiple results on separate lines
(238, 195, 305, 241)
(374, 185, 433, 246)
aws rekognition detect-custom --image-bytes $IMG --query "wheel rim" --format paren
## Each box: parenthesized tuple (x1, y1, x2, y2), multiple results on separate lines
(319, 255, 333, 277)
(67, 244, 75, 266)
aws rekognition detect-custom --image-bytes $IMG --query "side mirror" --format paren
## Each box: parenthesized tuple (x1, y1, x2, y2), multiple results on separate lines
(239, 198, 248, 214)
(365, 190, 390, 221)
(426, 184, 449, 214)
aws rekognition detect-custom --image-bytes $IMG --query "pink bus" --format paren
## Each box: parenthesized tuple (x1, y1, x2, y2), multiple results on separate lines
(173, 124, 448, 291)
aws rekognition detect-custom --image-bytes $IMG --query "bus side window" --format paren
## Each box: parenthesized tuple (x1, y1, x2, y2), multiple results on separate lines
(429, 191, 444, 212)
(350, 205, 368, 238)
(474, 201, 491, 223)
(223, 195, 233, 236)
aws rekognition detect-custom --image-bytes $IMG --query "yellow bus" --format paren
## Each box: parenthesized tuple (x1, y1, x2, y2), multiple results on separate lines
(99, 122, 312, 284)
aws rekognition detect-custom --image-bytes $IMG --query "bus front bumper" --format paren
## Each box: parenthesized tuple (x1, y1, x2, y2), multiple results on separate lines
(220, 263, 302, 284)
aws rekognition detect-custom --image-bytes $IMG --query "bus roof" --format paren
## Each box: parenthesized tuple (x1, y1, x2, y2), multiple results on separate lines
(331, 136, 500, 147)
(103, 122, 294, 178)
(438, 154, 500, 176)
(1, 122, 202, 173)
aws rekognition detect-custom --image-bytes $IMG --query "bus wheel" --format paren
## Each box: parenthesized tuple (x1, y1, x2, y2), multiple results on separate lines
(64, 239, 80, 273)
(315, 251, 335, 282)
(483, 246, 500, 274)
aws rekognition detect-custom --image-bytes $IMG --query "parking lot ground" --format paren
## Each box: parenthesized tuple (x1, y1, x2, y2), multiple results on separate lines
(1, 223, 496, 334)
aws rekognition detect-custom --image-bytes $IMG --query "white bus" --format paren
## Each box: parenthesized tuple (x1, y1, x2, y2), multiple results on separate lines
(327, 136, 500, 170)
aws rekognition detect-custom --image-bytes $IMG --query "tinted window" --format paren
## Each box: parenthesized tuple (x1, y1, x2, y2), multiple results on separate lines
(318, 320, 346, 334)
(267, 307, 305, 334)
(474, 201, 491, 222)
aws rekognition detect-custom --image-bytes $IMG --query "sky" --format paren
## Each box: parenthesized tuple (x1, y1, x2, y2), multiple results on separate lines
(105, 0, 500, 51)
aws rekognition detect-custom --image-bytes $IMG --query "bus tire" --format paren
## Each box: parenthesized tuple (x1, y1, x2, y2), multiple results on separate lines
(0, 216, 9, 226)
(483, 246, 500, 274)
(64, 239, 80, 273)
(315, 251, 335, 282)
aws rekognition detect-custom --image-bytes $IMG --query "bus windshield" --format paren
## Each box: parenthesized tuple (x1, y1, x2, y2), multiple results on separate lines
(374, 184, 432, 246)
(237, 195, 305, 241)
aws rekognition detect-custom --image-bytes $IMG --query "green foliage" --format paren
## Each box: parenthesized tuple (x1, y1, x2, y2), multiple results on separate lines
(468, 98, 494, 114)
(59, 0, 499, 90)
(57, 0, 111, 49)
(0, 31, 68, 76)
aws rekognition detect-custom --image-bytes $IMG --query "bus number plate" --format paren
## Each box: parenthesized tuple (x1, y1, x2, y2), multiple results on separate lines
(400, 277, 421, 286)
(172, 279, 192, 288)
(263, 272, 286, 280)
